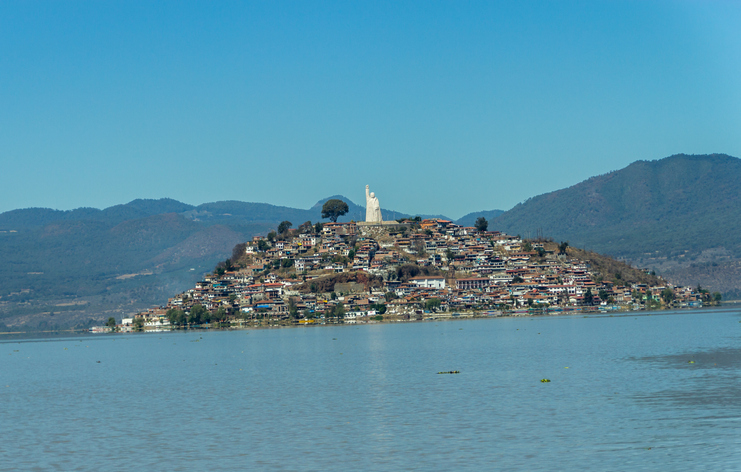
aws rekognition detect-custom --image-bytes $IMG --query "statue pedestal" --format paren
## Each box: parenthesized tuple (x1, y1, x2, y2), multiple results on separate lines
(357, 221, 410, 227)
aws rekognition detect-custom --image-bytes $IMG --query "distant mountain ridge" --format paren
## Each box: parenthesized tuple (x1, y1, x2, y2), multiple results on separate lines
(0, 195, 456, 330)
(4, 153, 739, 331)
(491, 153, 741, 297)
(456, 209, 505, 227)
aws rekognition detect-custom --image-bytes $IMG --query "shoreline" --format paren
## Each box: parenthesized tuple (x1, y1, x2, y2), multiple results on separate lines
(0, 303, 726, 338)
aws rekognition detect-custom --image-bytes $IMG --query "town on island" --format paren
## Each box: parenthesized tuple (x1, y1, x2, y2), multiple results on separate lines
(96, 185, 721, 333)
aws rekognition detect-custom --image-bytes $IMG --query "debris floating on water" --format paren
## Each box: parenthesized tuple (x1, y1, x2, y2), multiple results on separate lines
(688, 360, 695, 364)
(541, 379, 551, 383)
(437, 371, 460, 374)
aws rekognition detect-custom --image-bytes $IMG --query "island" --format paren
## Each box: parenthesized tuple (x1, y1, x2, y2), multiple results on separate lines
(106, 210, 720, 332)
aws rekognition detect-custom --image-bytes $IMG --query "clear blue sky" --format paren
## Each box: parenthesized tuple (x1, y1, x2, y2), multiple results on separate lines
(1, 1, 739, 219)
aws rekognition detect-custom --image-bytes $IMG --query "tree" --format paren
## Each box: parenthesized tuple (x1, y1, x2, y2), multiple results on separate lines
(370, 303, 387, 314)
(558, 241, 569, 255)
(424, 298, 441, 312)
(132, 317, 144, 331)
(256, 239, 269, 252)
(288, 298, 299, 319)
(384, 291, 398, 302)
(298, 221, 313, 234)
(213, 307, 227, 323)
(314, 222, 323, 234)
(215, 257, 234, 276)
(713, 292, 722, 303)
(188, 304, 208, 325)
(277, 220, 292, 235)
(475, 217, 488, 232)
(584, 288, 594, 306)
(445, 249, 455, 262)
(267, 231, 277, 242)
(512, 275, 524, 284)
(166, 308, 186, 326)
(321, 199, 349, 222)
(231, 243, 247, 263)
(332, 303, 345, 322)
(661, 288, 675, 304)
(105, 317, 116, 328)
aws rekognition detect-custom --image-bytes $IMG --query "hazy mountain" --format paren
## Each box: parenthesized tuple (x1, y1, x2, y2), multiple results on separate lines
(0, 198, 195, 229)
(456, 210, 505, 227)
(491, 153, 741, 297)
(0, 195, 448, 330)
(5, 152, 739, 332)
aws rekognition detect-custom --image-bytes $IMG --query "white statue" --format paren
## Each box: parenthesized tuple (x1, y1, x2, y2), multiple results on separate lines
(365, 185, 383, 223)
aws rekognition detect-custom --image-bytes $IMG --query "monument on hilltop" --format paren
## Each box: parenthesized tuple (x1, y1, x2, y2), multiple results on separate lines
(365, 185, 383, 223)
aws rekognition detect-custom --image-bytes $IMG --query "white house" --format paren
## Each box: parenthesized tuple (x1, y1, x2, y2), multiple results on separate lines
(409, 276, 446, 290)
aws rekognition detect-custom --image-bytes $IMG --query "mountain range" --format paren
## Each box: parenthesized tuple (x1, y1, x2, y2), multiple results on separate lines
(488, 153, 741, 298)
(1, 152, 738, 330)
(0, 196, 455, 330)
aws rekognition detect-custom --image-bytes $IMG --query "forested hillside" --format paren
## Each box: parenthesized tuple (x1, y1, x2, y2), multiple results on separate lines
(491, 154, 741, 297)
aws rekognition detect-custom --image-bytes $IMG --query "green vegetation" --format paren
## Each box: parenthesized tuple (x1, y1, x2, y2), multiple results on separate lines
(370, 303, 387, 314)
(187, 304, 209, 325)
(321, 199, 349, 223)
(475, 217, 488, 232)
(277, 220, 292, 235)
(424, 298, 441, 312)
(584, 288, 594, 306)
(166, 308, 186, 326)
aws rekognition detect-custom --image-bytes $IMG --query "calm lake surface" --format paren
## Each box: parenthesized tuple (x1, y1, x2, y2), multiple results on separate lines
(3, 308, 741, 471)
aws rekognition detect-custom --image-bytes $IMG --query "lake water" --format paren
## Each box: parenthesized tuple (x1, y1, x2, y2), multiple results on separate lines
(3, 308, 741, 471)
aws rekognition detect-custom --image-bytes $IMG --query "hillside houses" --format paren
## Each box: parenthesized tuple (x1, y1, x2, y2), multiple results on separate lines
(134, 218, 706, 328)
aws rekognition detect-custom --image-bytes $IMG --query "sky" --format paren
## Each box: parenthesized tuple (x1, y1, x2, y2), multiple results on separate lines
(1, 1, 740, 219)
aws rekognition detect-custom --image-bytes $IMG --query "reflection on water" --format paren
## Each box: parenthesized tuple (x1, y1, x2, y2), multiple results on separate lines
(631, 346, 741, 413)
(2, 308, 741, 471)
(634, 347, 741, 370)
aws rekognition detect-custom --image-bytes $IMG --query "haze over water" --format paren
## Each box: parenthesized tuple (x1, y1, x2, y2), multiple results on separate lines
(3, 308, 741, 471)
